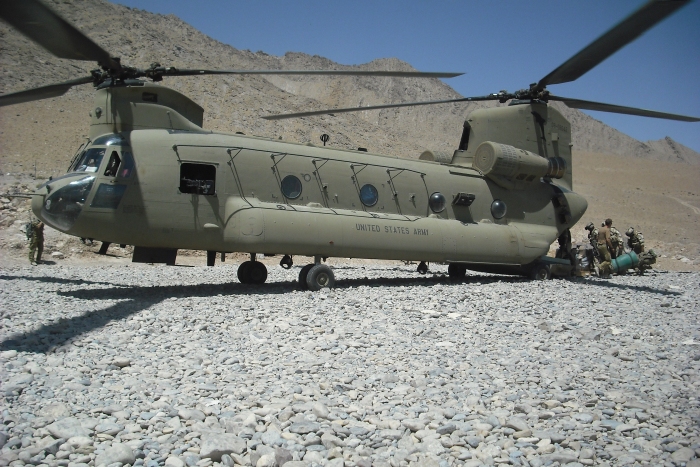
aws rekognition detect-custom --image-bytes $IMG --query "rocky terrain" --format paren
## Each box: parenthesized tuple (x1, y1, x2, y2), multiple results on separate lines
(1, 263, 700, 467)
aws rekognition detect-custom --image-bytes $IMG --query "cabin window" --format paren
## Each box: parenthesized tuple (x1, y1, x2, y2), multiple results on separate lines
(180, 163, 216, 195)
(360, 184, 378, 207)
(491, 199, 507, 219)
(74, 148, 106, 173)
(429, 192, 446, 213)
(281, 175, 302, 199)
(104, 151, 121, 177)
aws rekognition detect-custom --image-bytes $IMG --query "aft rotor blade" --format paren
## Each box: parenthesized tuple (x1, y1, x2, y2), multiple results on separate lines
(536, 0, 690, 90)
(157, 69, 463, 79)
(0, 76, 94, 107)
(0, 0, 120, 71)
(262, 95, 498, 120)
(550, 95, 700, 122)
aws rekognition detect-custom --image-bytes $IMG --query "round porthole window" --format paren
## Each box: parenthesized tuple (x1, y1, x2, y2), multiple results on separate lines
(491, 199, 507, 219)
(360, 184, 378, 207)
(281, 175, 302, 199)
(429, 192, 446, 213)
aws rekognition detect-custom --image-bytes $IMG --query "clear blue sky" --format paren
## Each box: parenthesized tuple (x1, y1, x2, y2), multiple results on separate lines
(115, 0, 700, 153)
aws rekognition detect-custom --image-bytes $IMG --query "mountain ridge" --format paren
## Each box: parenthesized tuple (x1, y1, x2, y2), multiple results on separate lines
(0, 0, 698, 174)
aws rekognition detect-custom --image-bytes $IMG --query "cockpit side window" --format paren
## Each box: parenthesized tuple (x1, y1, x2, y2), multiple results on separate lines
(74, 148, 106, 173)
(104, 151, 121, 177)
(119, 151, 135, 178)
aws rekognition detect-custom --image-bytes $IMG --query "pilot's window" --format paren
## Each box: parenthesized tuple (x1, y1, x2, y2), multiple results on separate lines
(429, 192, 446, 213)
(360, 184, 378, 207)
(120, 151, 135, 178)
(74, 148, 106, 173)
(91, 184, 127, 209)
(280, 175, 302, 199)
(92, 134, 127, 146)
(104, 151, 121, 177)
(180, 163, 216, 195)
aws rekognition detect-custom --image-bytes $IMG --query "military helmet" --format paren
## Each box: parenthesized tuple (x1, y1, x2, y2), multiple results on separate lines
(585, 222, 594, 231)
(626, 227, 635, 236)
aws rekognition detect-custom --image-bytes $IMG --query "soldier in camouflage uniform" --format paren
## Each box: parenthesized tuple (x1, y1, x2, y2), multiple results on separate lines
(583, 222, 600, 274)
(28, 220, 44, 265)
(585, 222, 598, 249)
(636, 249, 656, 274)
(626, 227, 645, 254)
(609, 222, 623, 259)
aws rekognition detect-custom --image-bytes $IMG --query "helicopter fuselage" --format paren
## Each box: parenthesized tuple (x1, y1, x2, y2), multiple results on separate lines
(32, 83, 587, 272)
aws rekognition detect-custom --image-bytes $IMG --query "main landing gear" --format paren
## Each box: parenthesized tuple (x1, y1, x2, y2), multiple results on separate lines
(237, 254, 268, 285)
(298, 257, 335, 291)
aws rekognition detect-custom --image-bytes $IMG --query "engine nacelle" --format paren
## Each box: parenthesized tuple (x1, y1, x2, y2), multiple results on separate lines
(473, 141, 566, 185)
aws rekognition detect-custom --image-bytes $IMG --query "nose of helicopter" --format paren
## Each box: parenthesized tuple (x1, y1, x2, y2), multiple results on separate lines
(32, 174, 96, 232)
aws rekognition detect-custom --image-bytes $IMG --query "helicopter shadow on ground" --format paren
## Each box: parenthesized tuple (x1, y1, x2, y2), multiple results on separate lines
(0, 277, 291, 354)
(0, 271, 680, 354)
(0, 274, 117, 287)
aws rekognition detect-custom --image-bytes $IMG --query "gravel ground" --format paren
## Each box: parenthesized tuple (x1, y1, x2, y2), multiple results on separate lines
(1, 263, 699, 467)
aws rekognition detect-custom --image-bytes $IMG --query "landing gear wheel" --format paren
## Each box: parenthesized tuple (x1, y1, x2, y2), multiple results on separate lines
(530, 263, 551, 281)
(417, 261, 428, 275)
(237, 261, 253, 284)
(448, 263, 467, 279)
(298, 264, 314, 290)
(249, 261, 268, 284)
(306, 264, 335, 291)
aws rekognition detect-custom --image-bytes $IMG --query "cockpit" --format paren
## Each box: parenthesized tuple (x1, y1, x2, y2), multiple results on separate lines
(37, 134, 134, 231)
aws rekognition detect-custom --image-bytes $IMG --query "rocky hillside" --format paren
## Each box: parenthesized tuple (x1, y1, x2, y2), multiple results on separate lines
(1, 0, 698, 177)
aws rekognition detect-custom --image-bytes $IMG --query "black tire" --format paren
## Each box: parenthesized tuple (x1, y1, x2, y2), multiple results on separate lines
(417, 262, 428, 275)
(237, 261, 253, 284)
(249, 261, 268, 284)
(448, 263, 467, 279)
(530, 263, 551, 280)
(306, 264, 335, 291)
(298, 264, 314, 290)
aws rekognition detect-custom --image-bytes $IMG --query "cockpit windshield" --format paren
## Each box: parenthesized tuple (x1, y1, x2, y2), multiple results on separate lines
(73, 148, 106, 173)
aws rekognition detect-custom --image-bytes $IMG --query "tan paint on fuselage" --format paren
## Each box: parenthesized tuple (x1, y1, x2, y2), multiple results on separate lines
(33, 84, 587, 267)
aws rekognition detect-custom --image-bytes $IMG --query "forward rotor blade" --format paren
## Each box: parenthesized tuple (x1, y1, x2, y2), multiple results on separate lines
(0, 76, 94, 107)
(0, 0, 120, 71)
(550, 95, 700, 122)
(536, 0, 690, 90)
(157, 69, 463, 79)
(262, 95, 497, 120)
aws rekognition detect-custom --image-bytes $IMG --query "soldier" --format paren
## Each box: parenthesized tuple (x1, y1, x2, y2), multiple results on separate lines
(626, 227, 645, 254)
(28, 220, 44, 265)
(636, 249, 656, 274)
(596, 218, 614, 279)
(609, 222, 623, 259)
(585, 222, 598, 249)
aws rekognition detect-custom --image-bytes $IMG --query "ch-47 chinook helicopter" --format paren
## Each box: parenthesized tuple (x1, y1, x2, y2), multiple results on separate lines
(1, 0, 698, 289)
